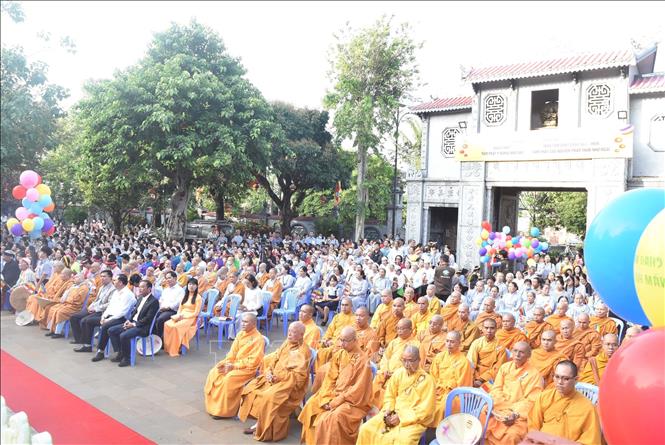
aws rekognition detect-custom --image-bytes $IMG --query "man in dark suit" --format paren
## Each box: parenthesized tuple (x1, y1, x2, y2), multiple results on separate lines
(108, 279, 159, 367)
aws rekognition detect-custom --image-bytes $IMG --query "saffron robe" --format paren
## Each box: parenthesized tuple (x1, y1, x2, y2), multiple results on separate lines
(410, 310, 433, 335)
(467, 336, 508, 383)
(530, 348, 568, 388)
(417, 329, 446, 372)
(37, 279, 74, 328)
(428, 350, 473, 427)
(589, 316, 618, 337)
(574, 328, 602, 360)
(316, 311, 355, 368)
(302, 318, 321, 349)
(447, 317, 481, 352)
(372, 335, 419, 408)
(163, 295, 203, 357)
(403, 300, 419, 319)
(376, 313, 403, 348)
(545, 314, 573, 334)
(525, 321, 553, 349)
(475, 311, 503, 328)
(555, 335, 587, 370)
(579, 351, 610, 385)
(440, 301, 460, 326)
(496, 328, 528, 351)
(370, 303, 390, 330)
(428, 296, 442, 315)
(45, 283, 90, 331)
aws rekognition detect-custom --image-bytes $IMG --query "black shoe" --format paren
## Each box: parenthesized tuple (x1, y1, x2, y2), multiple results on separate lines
(111, 353, 123, 363)
(118, 360, 130, 367)
(211, 415, 223, 420)
(44, 332, 53, 337)
(243, 428, 255, 435)
(51, 334, 64, 339)
(74, 345, 92, 353)
(91, 352, 105, 362)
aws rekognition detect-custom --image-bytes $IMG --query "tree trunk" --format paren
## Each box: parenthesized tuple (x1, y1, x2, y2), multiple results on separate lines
(111, 209, 123, 234)
(165, 173, 190, 241)
(354, 145, 368, 241)
(280, 190, 293, 235)
(211, 186, 225, 220)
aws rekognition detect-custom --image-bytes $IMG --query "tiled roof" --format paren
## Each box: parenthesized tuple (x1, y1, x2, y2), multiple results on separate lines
(629, 74, 665, 94)
(465, 49, 635, 84)
(411, 96, 473, 114)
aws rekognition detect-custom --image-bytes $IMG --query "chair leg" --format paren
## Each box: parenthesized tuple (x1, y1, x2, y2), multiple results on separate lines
(63, 321, 70, 339)
(130, 338, 136, 367)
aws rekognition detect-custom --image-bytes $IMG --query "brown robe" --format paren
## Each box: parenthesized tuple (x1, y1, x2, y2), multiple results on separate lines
(45, 284, 90, 332)
(555, 335, 587, 370)
(447, 317, 481, 352)
(417, 329, 447, 372)
(574, 328, 602, 359)
(525, 320, 554, 349)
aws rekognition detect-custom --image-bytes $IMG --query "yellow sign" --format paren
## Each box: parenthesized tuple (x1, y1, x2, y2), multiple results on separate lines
(634, 209, 665, 327)
(455, 126, 633, 162)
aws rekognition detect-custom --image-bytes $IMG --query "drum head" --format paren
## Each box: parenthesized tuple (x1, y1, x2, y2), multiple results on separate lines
(436, 413, 483, 445)
(9, 287, 30, 312)
(15, 310, 35, 326)
(136, 335, 163, 356)
(36, 296, 54, 309)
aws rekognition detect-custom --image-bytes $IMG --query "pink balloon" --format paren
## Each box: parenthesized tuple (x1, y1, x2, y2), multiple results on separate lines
(26, 188, 40, 201)
(15, 207, 29, 221)
(19, 170, 39, 188)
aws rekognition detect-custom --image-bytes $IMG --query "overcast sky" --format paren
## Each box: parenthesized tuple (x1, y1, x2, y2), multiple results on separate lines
(2, 1, 664, 112)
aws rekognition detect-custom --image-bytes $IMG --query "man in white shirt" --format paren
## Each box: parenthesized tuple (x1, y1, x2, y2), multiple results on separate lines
(154, 271, 185, 339)
(70, 269, 115, 346)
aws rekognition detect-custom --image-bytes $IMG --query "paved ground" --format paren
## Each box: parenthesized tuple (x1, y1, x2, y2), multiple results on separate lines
(0, 311, 304, 444)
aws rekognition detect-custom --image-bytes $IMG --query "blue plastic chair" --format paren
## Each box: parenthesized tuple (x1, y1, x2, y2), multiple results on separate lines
(152, 287, 162, 300)
(62, 288, 92, 338)
(198, 289, 219, 336)
(256, 291, 272, 335)
(369, 361, 377, 378)
(207, 294, 241, 349)
(610, 317, 625, 339)
(437, 387, 493, 445)
(263, 335, 270, 349)
(93, 303, 136, 358)
(2, 289, 12, 311)
(272, 289, 299, 336)
(130, 310, 160, 367)
(575, 382, 599, 405)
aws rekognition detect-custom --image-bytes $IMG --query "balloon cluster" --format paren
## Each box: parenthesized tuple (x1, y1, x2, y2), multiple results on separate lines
(6, 170, 56, 239)
(475, 221, 548, 264)
(583, 188, 665, 445)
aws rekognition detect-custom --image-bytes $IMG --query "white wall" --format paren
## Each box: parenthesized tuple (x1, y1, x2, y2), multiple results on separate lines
(425, 111, 471, 180)
(630, 93, 665, 178)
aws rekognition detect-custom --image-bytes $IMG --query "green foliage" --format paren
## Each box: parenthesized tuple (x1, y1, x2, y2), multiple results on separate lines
(519, 191, 587, 236)
(399, 115, 422, 170)
(1, 1, 25, 23)
(63, 207, 87, 225)
(39, 118, 82, 212)
(313, 216, 341, 237)
(325, 15, 420, 239)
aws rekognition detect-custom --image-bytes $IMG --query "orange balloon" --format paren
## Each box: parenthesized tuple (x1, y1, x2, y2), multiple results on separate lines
(44, 202, 55, 212)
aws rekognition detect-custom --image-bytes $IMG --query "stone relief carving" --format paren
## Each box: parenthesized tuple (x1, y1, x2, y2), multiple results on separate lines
(406, 183, 420, 201)
(586, 83, 613, 118)
(485, 160, 589, 182)
(593, 159, 625, 179)
(406, 169, 424, 180)
(441, 127, 463, 157)
(424, 184, 460, 202)
(461, 162, 483, 180)
(406, 204, 420, 241)
(460, 226, 478, 269)
(484, 94, 507, 126)
(460, 187, 481, 226)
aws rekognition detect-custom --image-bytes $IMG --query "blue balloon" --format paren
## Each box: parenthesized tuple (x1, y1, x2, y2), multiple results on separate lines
(29, 228, 42, 239)
(22, 197, 31, 208)
(530, 227, 540, 237)
(38, 195, 52, 207)
(29, 203, 42, 215)
(32, 217, 44, 231)
(541, 242, 549, 251)
(585, 188, 665, 326)
(40, 212, 51, 220)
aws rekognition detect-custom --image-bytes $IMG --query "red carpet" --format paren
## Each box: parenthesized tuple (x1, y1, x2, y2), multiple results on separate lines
(0, 349, 154, 444)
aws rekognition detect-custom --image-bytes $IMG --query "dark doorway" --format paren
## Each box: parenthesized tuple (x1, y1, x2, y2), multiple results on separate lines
(429, 207, 458, 251)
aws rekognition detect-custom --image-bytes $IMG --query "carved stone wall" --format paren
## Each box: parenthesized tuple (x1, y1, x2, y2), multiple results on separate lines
(423, 184, 460, 203)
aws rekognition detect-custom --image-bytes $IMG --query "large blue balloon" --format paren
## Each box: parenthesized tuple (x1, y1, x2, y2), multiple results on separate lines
(585, 188, 665, 326)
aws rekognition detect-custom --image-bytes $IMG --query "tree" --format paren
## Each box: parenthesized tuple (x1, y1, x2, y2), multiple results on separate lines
(325, 15, 420, 240)
(398, 115, 422, 170)
(519, 191, 587, 236)
(254, 102, 351, 234)
(74, 21, 277, 240)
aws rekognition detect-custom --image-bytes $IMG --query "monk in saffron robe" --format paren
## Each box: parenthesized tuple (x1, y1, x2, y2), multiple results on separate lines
(403, 287, 419, 319)
(357, 345, 435, 445)
(428, 330, 473, 427)
(298, 326, 373, 445)
(545, 301, 573, 334)
(496, 313, 528, 350)
(439, 290, 461, 326)
(417, 314, 446, 372)
(261, 268, 282, 318)
(214, 267, 230, 295)
(38, 269, 74, 329)
(589, 303, 618, 337)
(26, 267, 71, 323)
(555, 319, 587, 370)
(411, 297, 433, 335)
(376, 297, 405, 349)
(44, 273, 90, 335)
(315, 297, 355, 367)
(312, 307, 378, 393)
(204, 313, 264, 418)
(574, 313, 602, 361)
(448, 303, 481, 352)
(528, 360, 601, 445)
(425, 284, 442, 315)
(298, 305, 321, 349)
(467, 318, 508, 388)
(238, 322, 310, 441)
(475, 297, 503, 327)
(623, 325, 643, 343)
(372, 318, 419, 408)
(525, 307, 553, 349)
(370, 289, 392, 330)
(485, 341, 544, 445)
(530, 330, 568, 388)
(579, 333, 618, 385)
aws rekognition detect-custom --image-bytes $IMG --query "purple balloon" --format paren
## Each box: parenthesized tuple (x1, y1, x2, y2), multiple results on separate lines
(488, 232, 496, 240)
(531, 239, 540, 248)
(508, 252, 516, 260)
(42, 218, 54, 231)
(479, 248, 487, 256)
(10, 224, 24, 236)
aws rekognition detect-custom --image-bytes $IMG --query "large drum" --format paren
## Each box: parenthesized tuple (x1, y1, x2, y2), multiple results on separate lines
(9, 287, 30, 312)
(436, 413, 483, 445)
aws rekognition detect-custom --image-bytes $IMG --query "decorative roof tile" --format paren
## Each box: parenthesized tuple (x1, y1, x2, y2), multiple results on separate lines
(629, 74, 665, 94)
(465, 49, 635, 84)
(411, 96, 473, 114)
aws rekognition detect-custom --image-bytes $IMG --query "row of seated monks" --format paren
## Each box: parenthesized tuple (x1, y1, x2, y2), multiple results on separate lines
(203, 290, 638, 445)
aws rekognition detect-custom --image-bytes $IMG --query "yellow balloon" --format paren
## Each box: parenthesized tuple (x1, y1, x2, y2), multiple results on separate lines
(475, 237, 482, 246)
(35, 183, 51, 195)
(22, 218, 35, 232)
(634, 209, 665, 327)
(6, 218, 19, 230)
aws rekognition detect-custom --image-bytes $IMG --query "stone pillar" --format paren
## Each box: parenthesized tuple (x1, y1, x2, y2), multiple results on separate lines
(406, 170, 425, 242)
(586, 158, 628, 228)
(457, 162, 486, 270)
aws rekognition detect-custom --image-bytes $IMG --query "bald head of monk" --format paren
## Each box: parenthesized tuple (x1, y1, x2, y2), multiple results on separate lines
(554, 360, 578, 396)
(339, 326, 357, 352)
(404, 287, 416, 302)
(299, 304, 314, 323)
(556, 300, 569, 316)
(339, 297, 353, 314)
(401, 345, 421, 375)
(392, 297, 405, 317)
(52, 261, 65, 274)
(501, 313, 516, 331)
(417, 297, 429, 314)
(61, 268, 73, 280)
(355, 306, 370, 328)
(560, 319, 575, 339)
(426, 314, 443, 335)
(482, 318, 498, 340)
(602, 333, 619, 358)
(533, 306, 546, 323)
(576, 313, 591, 330)
(624, 326, 643, 343)
(511, 341, 531, 367)
(396, 318, 413, 340)
(540, 330, 557, 352)
(241, 312, 257, 332)
(287, 321, 306, 345)
(481, 297, 496, 313)
(458, 303, 470, 322)
(594, 303, 609, 318)
(380, 289, 393, 306)
(445, 330, 462, 353)
(448, 292, 461, 305)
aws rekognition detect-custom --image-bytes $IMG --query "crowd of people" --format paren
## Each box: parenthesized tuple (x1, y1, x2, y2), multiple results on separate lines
(0, 220, 644, 445)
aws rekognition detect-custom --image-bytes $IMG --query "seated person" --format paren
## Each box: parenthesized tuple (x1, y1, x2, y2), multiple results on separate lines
(312, 275, 342, 326)
(467, 318, 508, 388)
(579, 333, 619, 385)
